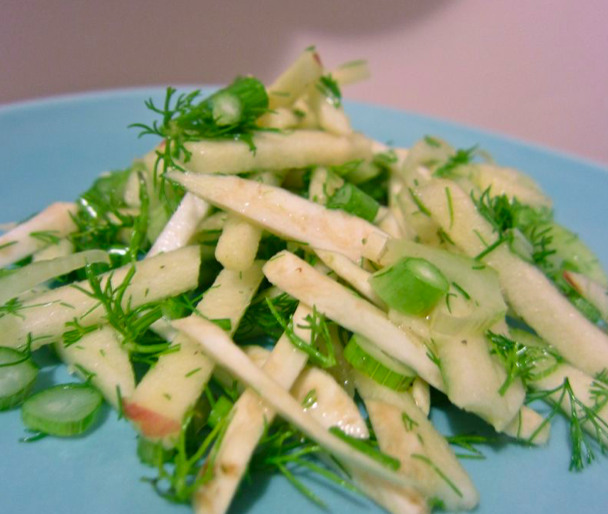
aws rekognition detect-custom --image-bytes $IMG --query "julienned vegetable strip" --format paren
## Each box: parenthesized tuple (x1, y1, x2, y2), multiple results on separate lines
(0, 249, 110, 305)
(0, 202, 77, 268)
(168, 171, 385, 261)
(267, 47, 323, 110)
(148, 193, 210, 257)
(290, 365, 428, 514)
(354, 373, 479, 511)
(172, 316, 417, 488)
(181, 130, 372, 174)
(0, 246, 201, 351)
(193, 304, 315, 514)
(55, 325, 135, 409)
(214, 172, 280, 271)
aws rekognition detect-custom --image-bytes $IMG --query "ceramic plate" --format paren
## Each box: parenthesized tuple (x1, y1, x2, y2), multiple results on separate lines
(0, 89, 607, 514)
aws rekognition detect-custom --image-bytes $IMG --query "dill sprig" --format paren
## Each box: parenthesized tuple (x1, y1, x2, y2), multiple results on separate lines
(486, 331, 562, 395)
(130, 77, 270, 187)
(73, 265, 168, 360)
(527, 378, 608, 471)
(250, 422, 360, 507)
(143, 407, 231, 503)
(267, 300, 337, 369)
(70, 165, 151, 265)
(236, 291, 299, 340)
(434, 146, 478, 178)
(471, 189, 603, 322)
(29, 230, 61, 246)
(62, 318, 100, 347)
(446, 434, 493, 460)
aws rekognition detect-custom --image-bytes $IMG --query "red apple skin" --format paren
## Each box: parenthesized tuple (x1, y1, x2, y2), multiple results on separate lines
(124, 401, 181, 439)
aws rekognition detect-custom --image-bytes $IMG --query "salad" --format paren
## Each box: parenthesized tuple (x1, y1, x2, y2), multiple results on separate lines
(1, 47, 607, 514)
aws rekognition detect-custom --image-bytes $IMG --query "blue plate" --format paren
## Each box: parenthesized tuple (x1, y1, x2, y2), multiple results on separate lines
(1, 89, 607, 514)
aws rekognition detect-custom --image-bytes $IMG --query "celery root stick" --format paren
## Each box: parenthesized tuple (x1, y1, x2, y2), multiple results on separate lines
(181, 130, 371, 174)
(168, 172, 386, 261)
(267, 47, 323, 110)
(315, 249, 385, 307)
(215, 172, 280, 271)
(291, 367, 428, 514)
(502, 406, 550, 445)
(125, 263, 263, 445)
(193, 304, 315, 514)
(354, 373, 479, 511)
(416, 180, 608, 377)
(148, 193, 210, 257)
(0, 202, 76, 268)
(263, 251, 443, 389)
(0, 246, 201, 351)
(173, 316, 419, 488)
(55, 325, 134, 409)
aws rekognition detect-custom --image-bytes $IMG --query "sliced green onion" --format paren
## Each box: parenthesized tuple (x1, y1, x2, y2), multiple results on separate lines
(343, 335, 415, 392)
(208, 395, 233, 428)
(211, 93, 243, 126)
(0, 347, 38, 410)
(204, 76, 269, 127)
(0, 249, 110, 305)
(378, 240, 507, 335)
(21, 383, 103, 437)
(370, 257, 449, 316)
(326, 182, 380, 222)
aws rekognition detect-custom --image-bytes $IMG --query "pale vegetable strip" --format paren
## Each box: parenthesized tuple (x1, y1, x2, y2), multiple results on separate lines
(55, 325, 134, 409)
(0, 249, 109, 305)
(291, 364, 428, 514)
(0, 202, 76, 268)
(309, 83, 352, 136)
(32, 238, 74, 262)
(172, 316, 418, 487)
(433, 333, 524, 432)
(355, 372, 479, 511)
(126, 263, 263, 444)
(256, 107, 301, 130)
(267, 48, 323, 109)
(194, 304, 315, 514)
(315, 249, 385, 307)
(502, 405, 550, 445)
(416, 179, 608, 377)
(470, 164, 552, 209)
(292, 366, 369, 438)
(263, 251, 443, 389)
(181, 131, 372, 175)
(563, 270, 608, 322)
(215, 172, 280, 271)
(0, 246, 201, 351)
(168, 172, 386, 261)
(331, 60, 371, 86)
(411, 378, 431, 417)
(148, 193, 210, 257)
